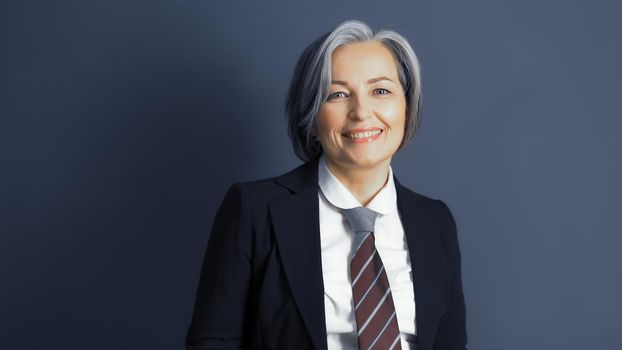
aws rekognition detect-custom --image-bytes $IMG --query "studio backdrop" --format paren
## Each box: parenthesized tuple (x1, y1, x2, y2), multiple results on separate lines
(1, 1, 621, 349)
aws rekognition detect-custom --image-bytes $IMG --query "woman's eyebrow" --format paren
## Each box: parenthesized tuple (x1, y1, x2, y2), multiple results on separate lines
(331, 76, 394, 85)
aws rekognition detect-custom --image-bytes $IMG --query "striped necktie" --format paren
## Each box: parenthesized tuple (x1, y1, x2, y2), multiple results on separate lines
(342, 207, 402, 350)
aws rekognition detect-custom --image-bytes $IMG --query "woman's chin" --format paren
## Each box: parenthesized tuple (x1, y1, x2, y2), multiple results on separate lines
(345, 155, 390, 169)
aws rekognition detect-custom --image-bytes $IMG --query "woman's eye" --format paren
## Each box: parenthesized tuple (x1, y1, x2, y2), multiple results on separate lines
(328, 92, 347, 100)
(375, 88, 390, 95)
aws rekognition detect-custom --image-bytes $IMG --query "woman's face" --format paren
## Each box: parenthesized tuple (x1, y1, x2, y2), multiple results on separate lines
(315, 40, 406, 170)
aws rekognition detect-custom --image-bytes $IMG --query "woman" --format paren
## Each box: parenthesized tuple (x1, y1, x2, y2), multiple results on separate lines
(186, 19, 467, 350)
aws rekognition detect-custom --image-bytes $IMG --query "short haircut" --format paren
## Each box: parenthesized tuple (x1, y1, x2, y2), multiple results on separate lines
(285, 19, 423, 162)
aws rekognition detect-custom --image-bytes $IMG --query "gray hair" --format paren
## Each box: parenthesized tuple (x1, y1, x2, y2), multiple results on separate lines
(285, 19, 423, 162)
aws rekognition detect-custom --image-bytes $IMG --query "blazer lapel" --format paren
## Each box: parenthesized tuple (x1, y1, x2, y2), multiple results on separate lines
(394, 175, 448, 345)
(268, 157, 328, 350)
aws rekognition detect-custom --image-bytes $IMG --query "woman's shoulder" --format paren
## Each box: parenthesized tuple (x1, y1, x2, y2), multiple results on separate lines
(392, 178, 458, 238)
(234, 159, 317, 197)
(393, 175, 453, 213)
(220, 161, 311, 211)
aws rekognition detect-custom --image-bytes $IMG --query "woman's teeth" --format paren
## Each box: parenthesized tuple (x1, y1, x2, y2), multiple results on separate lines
(344, 130, 382, 139)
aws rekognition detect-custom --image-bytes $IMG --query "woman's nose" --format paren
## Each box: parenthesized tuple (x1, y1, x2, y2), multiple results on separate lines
(348, 94, 373, 120)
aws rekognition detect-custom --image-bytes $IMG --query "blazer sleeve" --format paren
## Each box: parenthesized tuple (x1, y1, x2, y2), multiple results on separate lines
(433, 199, 468, 350)
(186, 183, 253, 350)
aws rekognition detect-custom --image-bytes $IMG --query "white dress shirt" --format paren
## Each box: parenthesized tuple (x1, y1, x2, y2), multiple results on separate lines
(317, 154, 417, 349)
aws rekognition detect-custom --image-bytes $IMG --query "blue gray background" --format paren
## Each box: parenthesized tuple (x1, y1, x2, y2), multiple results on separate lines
(1, 1, 621, 349)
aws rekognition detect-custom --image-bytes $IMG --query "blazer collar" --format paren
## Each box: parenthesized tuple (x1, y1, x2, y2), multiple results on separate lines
(269, 156, 442, 349)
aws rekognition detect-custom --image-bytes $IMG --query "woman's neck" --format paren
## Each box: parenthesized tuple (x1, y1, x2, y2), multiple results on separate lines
(323, 156, 391, 207)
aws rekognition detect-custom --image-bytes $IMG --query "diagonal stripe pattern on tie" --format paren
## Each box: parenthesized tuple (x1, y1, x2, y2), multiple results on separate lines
(342, 207, 402, 350)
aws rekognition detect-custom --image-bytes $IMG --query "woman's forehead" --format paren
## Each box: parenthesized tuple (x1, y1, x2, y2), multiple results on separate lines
(331, 42, 400, 82)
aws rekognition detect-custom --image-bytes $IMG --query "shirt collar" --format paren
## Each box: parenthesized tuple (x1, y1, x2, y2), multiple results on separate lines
(318, 154, 397, 215)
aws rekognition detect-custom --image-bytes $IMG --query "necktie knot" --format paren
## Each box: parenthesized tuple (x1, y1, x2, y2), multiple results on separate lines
(341, 206, 379, 234)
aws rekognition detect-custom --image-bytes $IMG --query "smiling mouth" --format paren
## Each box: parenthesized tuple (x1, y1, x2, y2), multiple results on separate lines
(342, 129, 383, 140)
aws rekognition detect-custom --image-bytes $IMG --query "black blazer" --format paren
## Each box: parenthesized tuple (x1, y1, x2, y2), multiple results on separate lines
(186, 157, 467, 350)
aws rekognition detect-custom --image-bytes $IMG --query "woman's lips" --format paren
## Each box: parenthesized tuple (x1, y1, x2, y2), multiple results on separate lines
(342, 129, 383, 143)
